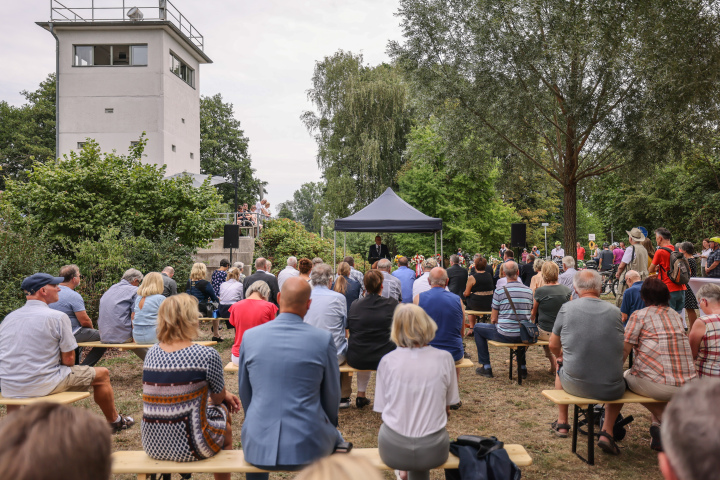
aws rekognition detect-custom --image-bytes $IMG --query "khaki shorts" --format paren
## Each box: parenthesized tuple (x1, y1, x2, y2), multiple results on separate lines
(538, 328, 552, 341)
(624, 369, 678, 402)
(49, 366, 96, 394)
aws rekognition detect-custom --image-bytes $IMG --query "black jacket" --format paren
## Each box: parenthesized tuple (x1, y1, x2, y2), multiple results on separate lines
(346, 294, 397, 370)
(447, 264, 469, 297)
(368, 243, 391, 263)
(519, 263, 535, 287)
(243, 271, 280, 306)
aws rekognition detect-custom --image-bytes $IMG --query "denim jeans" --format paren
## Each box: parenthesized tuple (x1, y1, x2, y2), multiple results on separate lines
(473, 323, 524, 368)
(669, 290, 686, 313)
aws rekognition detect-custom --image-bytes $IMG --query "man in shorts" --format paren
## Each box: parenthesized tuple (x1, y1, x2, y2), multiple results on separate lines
(0, 273, 134, 433)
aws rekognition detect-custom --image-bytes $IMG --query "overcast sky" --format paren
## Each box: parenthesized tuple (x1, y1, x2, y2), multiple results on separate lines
(0, 0, 404, 210)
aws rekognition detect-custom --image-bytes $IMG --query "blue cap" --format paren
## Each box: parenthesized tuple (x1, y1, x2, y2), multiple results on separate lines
(21, 273, 64, 295)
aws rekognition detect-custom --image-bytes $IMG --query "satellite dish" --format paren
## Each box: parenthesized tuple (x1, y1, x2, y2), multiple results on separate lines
(127, 7, 144, 20)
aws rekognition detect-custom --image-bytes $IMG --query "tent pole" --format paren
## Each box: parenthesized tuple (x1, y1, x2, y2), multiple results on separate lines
(435, 232, 437, 257)
(343, 232, 346, 259)
(441, 230, 444, 266)
(333, 231, 337, 275)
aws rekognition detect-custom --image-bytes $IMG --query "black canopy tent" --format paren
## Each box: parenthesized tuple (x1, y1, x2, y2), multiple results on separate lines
(333, 188, 443, 269)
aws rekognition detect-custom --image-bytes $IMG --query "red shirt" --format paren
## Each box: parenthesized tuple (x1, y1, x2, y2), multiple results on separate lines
(577, 247, 585, 260)
(229, 298, 278, 357)
(652, 245, 687, 293)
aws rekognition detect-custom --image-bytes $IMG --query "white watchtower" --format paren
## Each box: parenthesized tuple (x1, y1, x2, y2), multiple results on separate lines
(38, 1, 211, 174)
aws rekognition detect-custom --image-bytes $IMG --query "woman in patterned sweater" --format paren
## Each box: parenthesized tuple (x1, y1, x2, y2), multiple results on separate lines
(141, 294, 241, 480)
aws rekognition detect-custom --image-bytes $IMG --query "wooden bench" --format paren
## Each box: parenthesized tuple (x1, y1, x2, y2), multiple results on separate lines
(1, 391, 90, 414)
(77, 341, 217, 349)
(542, 389, 664, 465)
(224, 357, 475, 374)
(487, 340, 550, 385)
(111, 445, 532, 478)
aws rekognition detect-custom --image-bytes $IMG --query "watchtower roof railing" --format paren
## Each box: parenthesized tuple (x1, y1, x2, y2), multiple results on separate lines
(50, 0, 204, 50)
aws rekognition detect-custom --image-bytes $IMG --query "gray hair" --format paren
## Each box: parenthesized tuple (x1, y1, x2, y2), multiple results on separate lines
(450, 254, 459, 264)
(312, 257, 323, 266)
(573, 269, 602, 295)
(233, 261, 244, 270)
(377, 259, 392, 271)
(122, 268, 143, 284)
(562, 256, 575, 269)
(310, 263, 333, 287)
(533, 258, 545, 272)
(503, 261, 518, 279)
(662, 379, 720, 480)
(697, 283, 720, 304)
(625, 270, 641, 283)
(287, 256, 297, 267)
(246, 280, 270, 300)
(422, 258, 437, 271)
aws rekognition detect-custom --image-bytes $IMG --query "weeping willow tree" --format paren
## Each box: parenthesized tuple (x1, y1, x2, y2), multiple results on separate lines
(301, 51, 414, 218)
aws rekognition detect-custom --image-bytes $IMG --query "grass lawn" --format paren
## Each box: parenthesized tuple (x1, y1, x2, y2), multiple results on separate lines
(2, 310, 663, 480)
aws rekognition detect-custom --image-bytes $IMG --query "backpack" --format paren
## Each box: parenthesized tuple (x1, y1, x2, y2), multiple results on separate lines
(658, 247, 691, 285)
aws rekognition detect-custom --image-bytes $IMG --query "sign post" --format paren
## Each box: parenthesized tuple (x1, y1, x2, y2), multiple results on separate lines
(542, 223, 550, 259)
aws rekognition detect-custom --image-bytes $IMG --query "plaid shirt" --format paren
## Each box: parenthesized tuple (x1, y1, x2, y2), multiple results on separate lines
(625, 305, 697, 386)
(697, 314, 720, 377)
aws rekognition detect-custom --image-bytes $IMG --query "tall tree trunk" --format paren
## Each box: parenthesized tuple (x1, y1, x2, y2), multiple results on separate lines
(563, 182, 577, 262)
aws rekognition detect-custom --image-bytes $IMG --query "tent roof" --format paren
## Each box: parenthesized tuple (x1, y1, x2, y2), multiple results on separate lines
(334, 188, 442, 233)
(164, 172, 228, 188)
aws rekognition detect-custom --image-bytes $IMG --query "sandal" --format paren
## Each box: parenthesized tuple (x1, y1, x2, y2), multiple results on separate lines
(550, 420, 570, 438)
(598, 431, 621, 455)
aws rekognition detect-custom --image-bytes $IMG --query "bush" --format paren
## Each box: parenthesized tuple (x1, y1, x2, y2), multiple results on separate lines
(255, 219, 335, 274)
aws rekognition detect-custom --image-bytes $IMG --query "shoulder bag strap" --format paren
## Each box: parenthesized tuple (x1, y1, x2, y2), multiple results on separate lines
(503, 286, 521, 325)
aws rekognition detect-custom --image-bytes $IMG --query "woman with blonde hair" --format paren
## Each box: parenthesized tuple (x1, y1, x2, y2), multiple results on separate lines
(374, 304, 459, 480)
(141, 294, 241, 480)
(529, 258, 546, 292)
(185, 262, 222, 342)
(332, 262, 361, 315)
(132, 272, 166, 344)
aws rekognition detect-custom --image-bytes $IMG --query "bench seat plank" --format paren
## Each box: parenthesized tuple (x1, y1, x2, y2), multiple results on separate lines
(542, 389, 664, 405)
(0, 391, 90, 406)
(77, 341, 217, 349)
(487, 340, 549, 348)
(111, 446, 532, 474)
(224, 357, 475, 374)
(465, 310, 491, 316)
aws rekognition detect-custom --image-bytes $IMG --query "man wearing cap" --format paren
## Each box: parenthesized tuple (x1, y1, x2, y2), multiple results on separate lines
(615, 228, 649, 307)
(705, 237, 720, 278)
(551, 242, 565, 261)
(0, 273, 134, 433)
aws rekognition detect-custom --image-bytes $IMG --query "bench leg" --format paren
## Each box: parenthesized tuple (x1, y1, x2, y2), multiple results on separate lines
(508, 348, 514, 381)
(517, 347, 526, 386)
(572, 404, 596, 465)
(571, 404, 579, 454)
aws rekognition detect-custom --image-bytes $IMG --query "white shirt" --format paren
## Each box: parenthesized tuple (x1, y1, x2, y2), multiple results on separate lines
(621, 245, 635, 264)
(412, 272, 432, 299)
(218, 279, 244, 304)
(702, 248, 713, 268)
(277, 266, 299, 290)
(551, 247, 565, 258)
(374, 346, 459, 437)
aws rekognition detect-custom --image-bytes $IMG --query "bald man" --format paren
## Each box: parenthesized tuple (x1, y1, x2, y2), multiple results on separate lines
(238, 277, 344, 478)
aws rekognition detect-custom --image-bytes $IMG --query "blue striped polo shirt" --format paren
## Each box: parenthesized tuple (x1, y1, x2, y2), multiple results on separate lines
(492, 280, 534, 335)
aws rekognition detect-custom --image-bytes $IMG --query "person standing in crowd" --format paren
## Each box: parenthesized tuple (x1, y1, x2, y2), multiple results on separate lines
(612, 243, 624, 266)
(211, 260, 230, 296)
(141, 294, 241, 480)
(700, 238, 712, 277)
(642, 237, 656, 270)
(521, 248, 529, 264)
(99, 269, 148, 360)
(551, 241, 564, 261)
(446, 254, 468, 298)
(368, 236, 391, 265)
(558, 256, 578, 299)
(576, 242, 585, 262)
(243, 258, 279, 306)
(49, 264, 106, 366)
(347, 270, 397, 409)
(0, 273, 135, 432)
(277, 256, 299, 290)
(705, 236, 720, 278)
(218, 267, 244, 320)
(689, 283, 720, 377)
(304, 264, 351, 408)
(374, 304, 460, 480)
(531, 245, 541, 258)
(680, 242, 699, 329)
(595, 243, 614, 272)
(232, 262, 246, 282)
(229, 281, 277, 366)
(393, 256, 416, 304)
(649, 228, 687, 313)
(186, 263, 222, 342)
(377, 259, 402, 302)
(160, 266, 177, 297)
(615, 228, 649, 308)
(620, 270, 645, 325)
(499, 244, 507, 258)
(464, 256, 494, 332)
(332, 262, 362, 315)
(238, 278, 344, 479)
(132, 272, 166, 345)
(532, 262, 571, 373)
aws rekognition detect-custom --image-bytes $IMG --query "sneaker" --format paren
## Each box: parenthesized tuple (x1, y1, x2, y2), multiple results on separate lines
(520, 367, 528, 379)
(211, 336, 224, 343)
(339, 398, 351, 409)
(356, 396, 371, 409)
(475, 366, 494, 378)
(110, 414, 135, 434)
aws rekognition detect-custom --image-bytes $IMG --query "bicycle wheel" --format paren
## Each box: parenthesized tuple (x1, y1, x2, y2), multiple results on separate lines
(611, 278, 619, 297)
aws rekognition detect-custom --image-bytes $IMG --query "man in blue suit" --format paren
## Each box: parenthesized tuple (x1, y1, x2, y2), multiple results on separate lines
(238, 277, 344, 478)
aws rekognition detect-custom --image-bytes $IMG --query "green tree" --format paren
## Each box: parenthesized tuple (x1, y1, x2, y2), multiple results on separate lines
(301, 51, 414, 218)
(278, 182, 325, 233)
(0, 74, 56, 188)
(1, 138, 223, 249)
(390, 0, 720, 258)
(200, 93, 266, 207)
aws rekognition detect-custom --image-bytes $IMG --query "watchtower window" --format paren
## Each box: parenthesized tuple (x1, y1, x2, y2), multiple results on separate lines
(73, 45, 148, 66)
(170, 52, 194, 88)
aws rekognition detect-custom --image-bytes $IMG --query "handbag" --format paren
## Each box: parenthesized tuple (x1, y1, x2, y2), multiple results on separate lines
(503, 286, 539, 344)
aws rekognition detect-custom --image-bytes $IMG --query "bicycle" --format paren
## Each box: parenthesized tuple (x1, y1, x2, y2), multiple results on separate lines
(599, 264, 619, 296)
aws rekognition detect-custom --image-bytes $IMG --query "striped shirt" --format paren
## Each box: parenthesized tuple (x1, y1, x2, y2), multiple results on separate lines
(696, 314, 720, 377)
(625, 306, 697, 386)
(492, 280, 533, 335)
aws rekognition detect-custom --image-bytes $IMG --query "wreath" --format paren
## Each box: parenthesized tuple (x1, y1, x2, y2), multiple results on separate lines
(410, 254, 425, 267)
